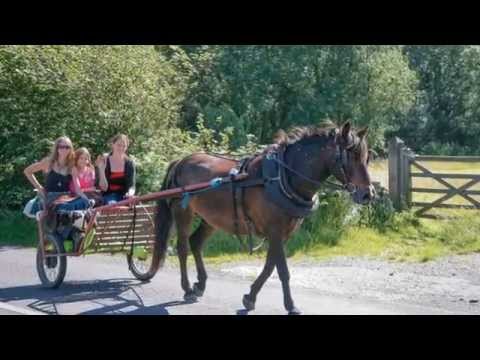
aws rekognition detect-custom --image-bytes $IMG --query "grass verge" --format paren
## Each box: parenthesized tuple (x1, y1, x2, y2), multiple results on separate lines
(2, 208, 480, 265)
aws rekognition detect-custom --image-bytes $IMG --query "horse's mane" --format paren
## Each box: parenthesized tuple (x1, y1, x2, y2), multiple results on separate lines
(272, 120, 338, 147)
(270, 120, 368, 156)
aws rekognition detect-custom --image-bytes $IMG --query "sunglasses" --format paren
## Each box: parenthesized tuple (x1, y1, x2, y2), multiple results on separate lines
(58, 145, 71, 150)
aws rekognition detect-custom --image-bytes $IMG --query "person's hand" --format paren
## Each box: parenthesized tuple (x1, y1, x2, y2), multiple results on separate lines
(95, 155, 106, 169)
(37, 187, 47, 199)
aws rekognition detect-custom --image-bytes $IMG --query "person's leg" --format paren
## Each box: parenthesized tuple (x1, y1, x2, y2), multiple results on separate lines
(56, 197, 90, 212)
(103, 193, 123, 205)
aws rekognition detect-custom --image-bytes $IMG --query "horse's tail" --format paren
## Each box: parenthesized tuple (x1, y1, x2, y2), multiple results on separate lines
(154, 160, 179, 267)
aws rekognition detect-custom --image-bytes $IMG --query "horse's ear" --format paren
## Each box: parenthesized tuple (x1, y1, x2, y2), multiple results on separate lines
(357, 127, 369, 139)
(341, 122, 351, 139)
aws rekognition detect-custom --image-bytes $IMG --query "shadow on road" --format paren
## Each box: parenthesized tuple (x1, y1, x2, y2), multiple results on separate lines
(81, 300, 192, 315)
(0, 278, 190, 315)
(236, 309, 250, 315)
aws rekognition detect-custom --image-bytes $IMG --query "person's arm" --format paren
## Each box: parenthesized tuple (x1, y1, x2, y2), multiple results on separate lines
(71, 167, 88, 200)
(95, 155, 109, 192)
(24, 158, 48, 197)
(83, 168, 97, 192)
(125, 160, 136, 198)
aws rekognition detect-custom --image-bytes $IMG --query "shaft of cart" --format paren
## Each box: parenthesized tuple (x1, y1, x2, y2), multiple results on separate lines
(93, 173, 249, 213)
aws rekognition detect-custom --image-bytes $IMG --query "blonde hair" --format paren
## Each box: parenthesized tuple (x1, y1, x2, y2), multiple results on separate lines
(47, 136, 75, 171)
(74, 147, 94, 171)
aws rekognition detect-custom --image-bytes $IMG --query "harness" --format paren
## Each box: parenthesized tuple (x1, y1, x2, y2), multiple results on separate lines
(177, 130, 360, 254)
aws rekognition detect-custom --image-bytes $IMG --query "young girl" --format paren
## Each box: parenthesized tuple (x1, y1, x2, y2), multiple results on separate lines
(70, 147, 99, 206)
(96, 134, 136, 205)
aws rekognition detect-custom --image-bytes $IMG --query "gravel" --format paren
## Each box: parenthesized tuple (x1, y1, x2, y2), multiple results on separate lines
(218, 253, 480, 314)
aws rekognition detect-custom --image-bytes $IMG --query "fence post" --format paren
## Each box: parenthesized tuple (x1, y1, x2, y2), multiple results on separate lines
(388, 137, 404, 210)
(399, 145, 414, 209)
(404, 147, 415, 208)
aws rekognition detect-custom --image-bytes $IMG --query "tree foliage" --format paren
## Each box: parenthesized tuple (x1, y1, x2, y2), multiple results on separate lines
(0, 45, 184, 207)
(2, 45, 480, 209)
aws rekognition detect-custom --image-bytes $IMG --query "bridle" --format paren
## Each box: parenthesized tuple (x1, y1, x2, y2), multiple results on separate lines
(329, 129, 360, 193)
(269, 128, 361, 195)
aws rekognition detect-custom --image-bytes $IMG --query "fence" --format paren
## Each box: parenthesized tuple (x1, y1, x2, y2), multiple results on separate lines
(388, 137, 480, 218)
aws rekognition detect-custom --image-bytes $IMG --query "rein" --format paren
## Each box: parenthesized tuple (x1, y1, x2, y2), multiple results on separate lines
(269, 134, 358, 196)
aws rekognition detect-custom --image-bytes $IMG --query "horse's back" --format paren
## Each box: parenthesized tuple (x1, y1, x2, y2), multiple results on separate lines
(175, 153, 239, 185)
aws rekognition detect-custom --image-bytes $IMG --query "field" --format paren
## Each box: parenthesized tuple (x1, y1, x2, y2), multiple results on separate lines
(369, 159, 480, 216)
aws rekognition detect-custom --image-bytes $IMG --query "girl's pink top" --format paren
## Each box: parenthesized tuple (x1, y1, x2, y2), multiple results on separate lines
(70, 167, 95, 193)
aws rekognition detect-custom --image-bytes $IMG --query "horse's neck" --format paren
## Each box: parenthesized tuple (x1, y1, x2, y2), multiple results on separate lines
(284, 142, 331, 200)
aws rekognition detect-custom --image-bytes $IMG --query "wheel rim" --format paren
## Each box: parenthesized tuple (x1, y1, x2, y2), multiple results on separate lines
(45, 263, 60, 282)
(132, 255, 151, 274)
(43, 240, 61, 283)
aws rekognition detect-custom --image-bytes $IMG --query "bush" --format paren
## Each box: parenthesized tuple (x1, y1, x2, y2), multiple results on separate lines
(135, 117, 263, 195)
(357, 188, 397, 231)
(286, 190, 357, 254)
(0, 45, 185, 208)
(421, 141, 476, 156)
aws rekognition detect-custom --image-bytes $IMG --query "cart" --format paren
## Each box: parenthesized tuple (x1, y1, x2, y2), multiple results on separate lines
(35, 177, 232, 288)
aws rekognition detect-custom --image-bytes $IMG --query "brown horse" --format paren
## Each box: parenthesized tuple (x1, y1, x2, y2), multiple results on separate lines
(154, 122, 375, 314)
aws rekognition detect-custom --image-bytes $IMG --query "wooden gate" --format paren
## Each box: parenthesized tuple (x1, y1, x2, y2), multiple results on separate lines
(388, 137, 480, 218)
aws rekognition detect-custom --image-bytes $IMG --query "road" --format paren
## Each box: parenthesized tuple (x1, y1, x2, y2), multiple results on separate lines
(0, 246, 475, 315)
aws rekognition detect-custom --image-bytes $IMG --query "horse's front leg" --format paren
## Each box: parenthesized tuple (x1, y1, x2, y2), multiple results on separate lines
(276, 242, 301, 315)
(242, 238, 279, 312)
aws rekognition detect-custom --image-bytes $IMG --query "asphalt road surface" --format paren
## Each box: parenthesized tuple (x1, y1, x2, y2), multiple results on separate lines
(0, 246, 477, 315)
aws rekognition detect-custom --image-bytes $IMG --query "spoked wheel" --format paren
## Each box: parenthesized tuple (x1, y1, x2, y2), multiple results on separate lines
(36, 233, 67, 289)
(127, 245, 161, 282)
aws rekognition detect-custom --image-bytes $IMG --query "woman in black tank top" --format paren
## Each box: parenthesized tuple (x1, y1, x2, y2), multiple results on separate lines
(45, 169, 72, 193)
(24, 136, 76, 208)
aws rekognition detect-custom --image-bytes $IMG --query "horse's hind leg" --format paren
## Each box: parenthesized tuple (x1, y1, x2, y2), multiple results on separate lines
(172, 203, 196, 302)
(189, 220, 215, 297)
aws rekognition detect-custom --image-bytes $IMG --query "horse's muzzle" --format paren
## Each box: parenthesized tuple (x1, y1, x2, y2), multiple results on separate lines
(352, 185, 376, 205)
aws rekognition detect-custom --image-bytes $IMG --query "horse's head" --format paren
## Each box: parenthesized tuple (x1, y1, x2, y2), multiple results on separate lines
(330, 122, 376, 205)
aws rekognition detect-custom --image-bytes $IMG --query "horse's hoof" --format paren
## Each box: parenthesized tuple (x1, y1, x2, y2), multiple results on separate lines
(288, 307, 302, 315)
(242, 294, 255, 311)
(183, 292, 198, 303)
(193, 283, 204, 297)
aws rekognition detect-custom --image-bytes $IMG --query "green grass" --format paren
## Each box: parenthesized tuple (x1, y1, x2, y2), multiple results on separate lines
(0, 210, 37, 247)
(3, 211, 480, 265)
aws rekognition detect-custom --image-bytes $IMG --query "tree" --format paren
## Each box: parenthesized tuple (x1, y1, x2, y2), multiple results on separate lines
(167, 45, 418, 151)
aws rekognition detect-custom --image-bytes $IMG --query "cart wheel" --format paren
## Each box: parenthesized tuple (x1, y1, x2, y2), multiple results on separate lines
(36, 233, 67, 289)
(127, 245, 161, 282)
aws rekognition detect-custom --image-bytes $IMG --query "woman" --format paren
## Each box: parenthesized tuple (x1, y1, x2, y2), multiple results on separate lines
(96, 134, 136, 205)
(24, 136, 75, 210)
(24, 136, 91, 215)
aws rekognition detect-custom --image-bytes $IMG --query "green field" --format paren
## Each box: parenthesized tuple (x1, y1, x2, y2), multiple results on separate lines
(369, 159, 480, 216)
